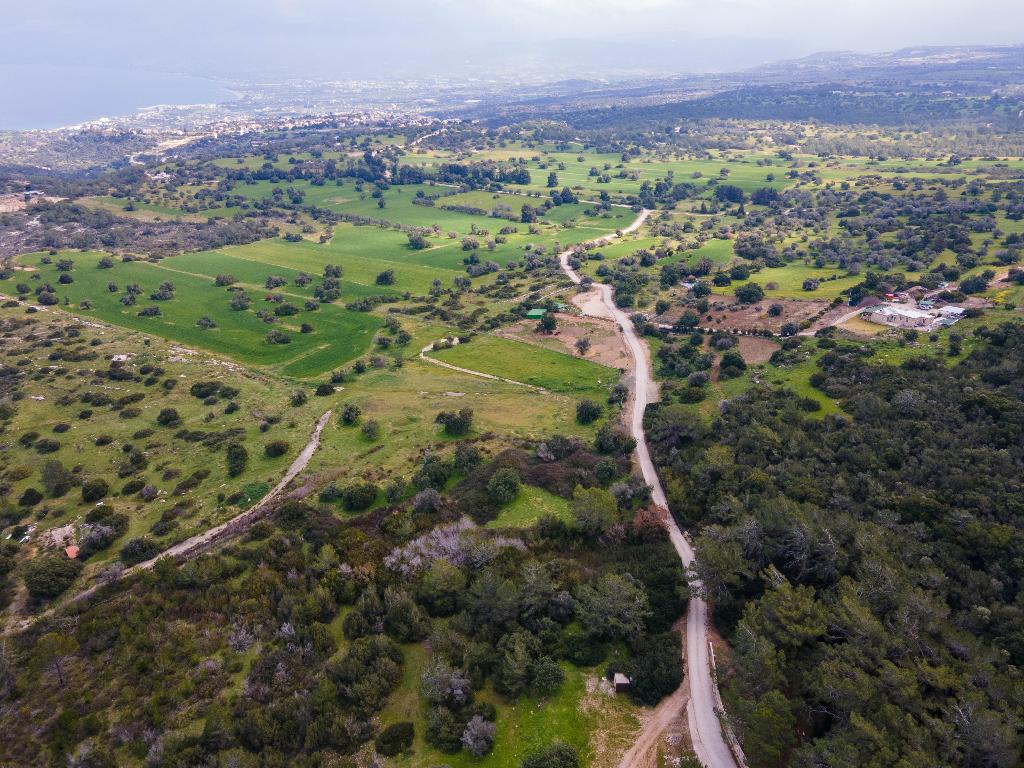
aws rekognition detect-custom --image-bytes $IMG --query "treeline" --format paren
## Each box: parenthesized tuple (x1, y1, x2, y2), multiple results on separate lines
(644, 323, 1024, 767)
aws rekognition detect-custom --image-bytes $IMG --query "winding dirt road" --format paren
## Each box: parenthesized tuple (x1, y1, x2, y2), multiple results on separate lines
(559, 212, 742, 768)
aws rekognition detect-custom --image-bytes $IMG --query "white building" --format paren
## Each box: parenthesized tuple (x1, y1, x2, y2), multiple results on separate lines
(865, 304, 938, 330)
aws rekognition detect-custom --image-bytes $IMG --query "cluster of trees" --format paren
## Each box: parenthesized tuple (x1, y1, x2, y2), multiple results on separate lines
(645, 322, 1024, 767)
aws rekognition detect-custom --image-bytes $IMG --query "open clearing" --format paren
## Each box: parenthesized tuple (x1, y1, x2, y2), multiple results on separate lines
(428, 334, 617, 399)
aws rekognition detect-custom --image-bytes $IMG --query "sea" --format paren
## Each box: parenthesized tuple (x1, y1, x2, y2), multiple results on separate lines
(0, 65, 235, 130)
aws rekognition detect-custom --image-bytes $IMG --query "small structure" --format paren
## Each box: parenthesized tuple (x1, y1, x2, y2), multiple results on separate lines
(525, 308, 547, 320)
(865, 304, 937, 330)
(939, 306, 965, 318)
(64, 545, 79, 559)
(613, 673, 631, 693)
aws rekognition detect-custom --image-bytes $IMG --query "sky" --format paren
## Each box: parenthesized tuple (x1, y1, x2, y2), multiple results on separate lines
(3, 0, 1023, 79)
(1, 0, 1022, 128)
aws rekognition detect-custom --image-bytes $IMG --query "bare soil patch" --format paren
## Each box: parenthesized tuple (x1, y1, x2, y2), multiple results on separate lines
(658, 294, 829, 333)
(498, 313, 629, 370)
(737, 335, 780, 364)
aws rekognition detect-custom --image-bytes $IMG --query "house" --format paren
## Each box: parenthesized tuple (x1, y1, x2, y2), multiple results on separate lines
(525, 308, 547, 320)
(865, 304, 937, 330)
(938, 306, 965, 318)
(613, 673, 631, 693)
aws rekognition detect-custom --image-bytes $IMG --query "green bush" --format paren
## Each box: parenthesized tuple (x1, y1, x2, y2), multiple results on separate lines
(23, 555, 82, 600)
(265, 440, 290, 458)
(81, 478, 109, 502)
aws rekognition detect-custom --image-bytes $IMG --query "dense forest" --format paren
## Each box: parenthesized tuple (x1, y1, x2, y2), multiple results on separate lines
(646, 322, 1024, 767)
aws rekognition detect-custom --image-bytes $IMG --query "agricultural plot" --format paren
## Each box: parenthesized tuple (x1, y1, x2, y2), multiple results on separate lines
(428, 334, 618, 399)
(16, 251, 382, 377)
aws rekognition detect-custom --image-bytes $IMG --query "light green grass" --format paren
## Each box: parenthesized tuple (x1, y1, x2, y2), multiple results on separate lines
(428, 335, 617, 398)
(487, 485, 571, 529)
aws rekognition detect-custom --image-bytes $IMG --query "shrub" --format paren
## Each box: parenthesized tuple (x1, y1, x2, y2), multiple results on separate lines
(487, 467, 520, 506)
(264, 440, 289, 458)
(23, 555, 82, 600)
(734, 282, 765, 304)
(462, 715, 497, 757)
(375, 722, 414, 756)
(362, 420, 381, 441)
(340, 403, 361, 425)
(226, 443, 248, 477)
(81, 478, 109, 503)
(436, 408, 473, 436)
(342, 482, 379, 511)
(119, 537, 161, 565)
(522, 742, 580, 768)
(576, 399, 603, 425)
(156, 408, 181, 427)
(18, 487, 43, 507)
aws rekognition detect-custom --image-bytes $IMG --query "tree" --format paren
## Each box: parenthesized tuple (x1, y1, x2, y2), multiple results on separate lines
(23, 555, 82, 600)
(547, 171, 559, 188)
(627, 632, 684, 705)
(226, 443, 248, 477)
(340, 403, 362, 425)
(538, 313, 557, 333)
(462, 715, 497, 756)
(265, 440, 290, 458)
(436, 408, 473, 436)
(576, 573, 652, 641)
(576, 399, 602, 425)
(487, 467, 520, 506)
(40, 460, 72, 497)
(81, 478, 109, 503)
(734, 282, 765, 304)
(31, 632, 78, 687)
(522, 742, 580, 768)
(743, 690, 795, 768)
(570, 485, 618, 537)
(575, 337, 591, 356)
(376, 269, 396, 285)
(156, 407, 180, 427)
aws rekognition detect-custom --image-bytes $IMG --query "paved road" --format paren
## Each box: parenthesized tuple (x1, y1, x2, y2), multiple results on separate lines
(559, 212, 741, 768)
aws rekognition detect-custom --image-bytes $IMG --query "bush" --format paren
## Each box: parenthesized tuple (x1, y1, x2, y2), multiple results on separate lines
(487, 467, 520, 506)
(522, 742, 580, 768)
(342, 482, 379, 511)
(119, 537, 161, 565)
(375, 722, 414, 756)
(265, 440, 290, 458)
(156, 407, 181, 427)
(626, 632, 684, 705)
(362, 420, 381, 441)
(734, 282, 765, 304)
(23, 555, 83, 600)
(81, 478, 109, 503)
(226, 443, 248, 477)
(436, 408, 473, 436)
(576, 399, 603, 425)
(340, 403, 362, 425)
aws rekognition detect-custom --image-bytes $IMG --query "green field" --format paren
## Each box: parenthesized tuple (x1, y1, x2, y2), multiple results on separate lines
(428, 335, 618, 398)
(16, 251, 382, 377)
(487, 485, 572, 529)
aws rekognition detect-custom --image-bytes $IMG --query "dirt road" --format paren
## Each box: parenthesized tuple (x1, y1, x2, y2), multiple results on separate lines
(4, 410, 333, 636)
(559, 212, 742, 768)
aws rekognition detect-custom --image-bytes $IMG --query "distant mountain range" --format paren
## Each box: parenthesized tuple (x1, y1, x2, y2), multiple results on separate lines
(455, 45, 1024, 126)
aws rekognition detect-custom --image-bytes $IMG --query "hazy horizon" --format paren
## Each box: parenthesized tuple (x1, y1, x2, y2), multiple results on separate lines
(2, 0, 1024, 129)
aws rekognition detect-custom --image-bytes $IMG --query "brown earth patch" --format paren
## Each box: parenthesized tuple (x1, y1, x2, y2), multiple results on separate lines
(498, 313, 629, 369)
(737, 335, 780, 364)
(658, 294, 829, 333)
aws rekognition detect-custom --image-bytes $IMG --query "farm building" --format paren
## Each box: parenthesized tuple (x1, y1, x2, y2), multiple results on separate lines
(865, 304, 938, 330)
(613, 673, 631, 693)
(525, 308, 547, 320)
